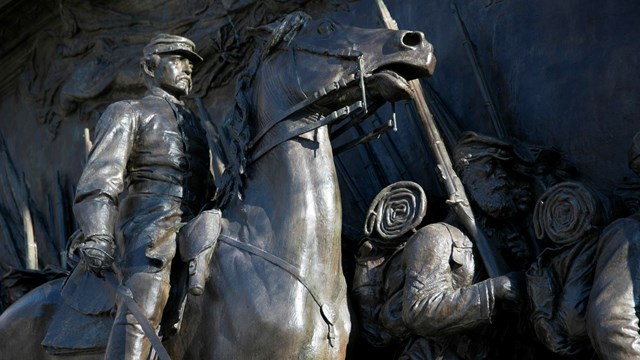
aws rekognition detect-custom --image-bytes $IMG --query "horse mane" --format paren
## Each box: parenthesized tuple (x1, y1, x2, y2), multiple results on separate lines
(216, 12, 311, 208)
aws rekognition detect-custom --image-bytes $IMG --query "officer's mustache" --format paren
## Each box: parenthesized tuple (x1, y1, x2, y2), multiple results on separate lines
(177, 75, 191, 87)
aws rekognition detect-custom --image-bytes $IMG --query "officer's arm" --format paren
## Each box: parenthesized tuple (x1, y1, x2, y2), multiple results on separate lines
(74, 101, 136, 246)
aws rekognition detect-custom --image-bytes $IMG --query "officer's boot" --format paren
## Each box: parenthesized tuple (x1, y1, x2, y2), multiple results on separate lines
(105, 271, 170, 360)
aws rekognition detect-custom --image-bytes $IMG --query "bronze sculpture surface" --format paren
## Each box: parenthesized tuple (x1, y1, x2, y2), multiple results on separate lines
(0, 12, 436, 359)
(0, 1, 638, 358)
(452, 131, 571, 272)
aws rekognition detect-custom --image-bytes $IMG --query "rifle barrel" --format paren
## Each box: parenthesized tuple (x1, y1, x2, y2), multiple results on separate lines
(376, 0, 507, 277)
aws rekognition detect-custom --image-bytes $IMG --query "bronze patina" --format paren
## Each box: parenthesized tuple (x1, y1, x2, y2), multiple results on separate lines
(0, 12, 436, 359)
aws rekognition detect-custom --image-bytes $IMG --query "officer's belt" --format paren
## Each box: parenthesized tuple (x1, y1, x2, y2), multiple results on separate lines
(128, 181, 200, 206)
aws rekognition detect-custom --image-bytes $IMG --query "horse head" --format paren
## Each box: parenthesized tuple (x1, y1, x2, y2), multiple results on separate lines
(220, 12, 436, 203)
(252, 12, 436, 121)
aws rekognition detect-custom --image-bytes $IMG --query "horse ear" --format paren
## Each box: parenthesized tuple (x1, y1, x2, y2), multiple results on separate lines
(247, 23, 279, 44)
(248, 11, 311, 46)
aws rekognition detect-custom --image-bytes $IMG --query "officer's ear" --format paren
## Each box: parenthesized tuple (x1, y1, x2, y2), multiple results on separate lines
(141, 54, 160, 78)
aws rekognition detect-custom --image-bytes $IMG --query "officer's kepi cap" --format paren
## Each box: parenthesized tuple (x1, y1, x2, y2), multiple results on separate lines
(143, 33, 204, 63)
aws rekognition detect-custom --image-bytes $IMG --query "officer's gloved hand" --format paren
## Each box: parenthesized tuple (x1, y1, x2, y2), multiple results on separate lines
(80, 235, 116, 277)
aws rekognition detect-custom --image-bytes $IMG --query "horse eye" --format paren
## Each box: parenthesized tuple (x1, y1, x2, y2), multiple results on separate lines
(317, 21, 336, 35)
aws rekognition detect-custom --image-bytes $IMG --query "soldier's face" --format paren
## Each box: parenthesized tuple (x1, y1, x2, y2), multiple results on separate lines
(463, 157, 519, 220)
(155, 54, 193, 96)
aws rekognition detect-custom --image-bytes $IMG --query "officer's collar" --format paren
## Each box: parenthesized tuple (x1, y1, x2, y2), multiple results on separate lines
(146, 87, 185, 106)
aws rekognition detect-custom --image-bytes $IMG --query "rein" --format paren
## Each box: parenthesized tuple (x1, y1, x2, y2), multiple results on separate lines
(219, 234, 343, 347)
(246, 41, 369, 163)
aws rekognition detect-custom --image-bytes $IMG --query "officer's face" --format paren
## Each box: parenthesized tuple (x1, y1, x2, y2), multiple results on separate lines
(155, 54, 193, 97)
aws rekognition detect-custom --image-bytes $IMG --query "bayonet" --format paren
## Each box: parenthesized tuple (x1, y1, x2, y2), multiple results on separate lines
(451, 2, 508, 139)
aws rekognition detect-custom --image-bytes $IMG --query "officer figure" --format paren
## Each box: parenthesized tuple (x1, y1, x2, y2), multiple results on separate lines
(73, 34, 213, 359)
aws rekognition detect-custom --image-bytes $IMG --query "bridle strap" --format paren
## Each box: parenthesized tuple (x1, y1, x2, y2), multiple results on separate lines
(219, 233, 343, 347)
(248, 101, 364, 164)
(245, 84, 330, 151)
(246, 41, 367, 162)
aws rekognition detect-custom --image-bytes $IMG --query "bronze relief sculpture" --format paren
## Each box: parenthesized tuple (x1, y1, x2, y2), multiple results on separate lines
(1, 34, 216, 360)
(351, 132, 621, 359)
(0, 12, 436, 359)
(178, 12, 435, 359)
(0, 3, 637, 359)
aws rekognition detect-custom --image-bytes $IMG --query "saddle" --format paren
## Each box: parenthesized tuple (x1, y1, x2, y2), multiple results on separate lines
(41, 267, 115, 355)
(42, 209, 222, 355)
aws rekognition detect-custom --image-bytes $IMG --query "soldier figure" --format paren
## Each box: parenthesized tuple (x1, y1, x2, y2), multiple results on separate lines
(586, 131, 640, 359)
(73, 34, 213, 359)
(451, 131, 572, 359)
(452, 131, 540, 270)
(352, 182, 522, 359)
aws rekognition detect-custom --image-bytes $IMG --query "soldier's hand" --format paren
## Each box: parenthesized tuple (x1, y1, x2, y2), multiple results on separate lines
(505, 234, 531, 260)
(80, 235, 116, 277)
(492, 271, 524, 304)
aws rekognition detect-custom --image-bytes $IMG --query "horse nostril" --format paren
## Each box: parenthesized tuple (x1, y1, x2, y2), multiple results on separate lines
(401, 31, 423, 47)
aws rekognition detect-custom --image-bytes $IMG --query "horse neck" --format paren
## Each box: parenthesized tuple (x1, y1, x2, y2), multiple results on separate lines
(226, 112, 343, 279)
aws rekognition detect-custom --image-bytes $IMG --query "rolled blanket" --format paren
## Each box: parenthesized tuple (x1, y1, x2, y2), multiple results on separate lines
(533, 181, 611, 246)
(364, 181, 426, 242)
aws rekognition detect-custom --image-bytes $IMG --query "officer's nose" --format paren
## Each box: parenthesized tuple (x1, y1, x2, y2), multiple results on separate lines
(184, 60, 193, 75)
